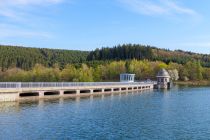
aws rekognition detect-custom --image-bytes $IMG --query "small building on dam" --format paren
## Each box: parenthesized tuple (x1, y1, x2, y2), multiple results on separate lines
(156, 68, 171, 89)
(120, 73, 135, 82)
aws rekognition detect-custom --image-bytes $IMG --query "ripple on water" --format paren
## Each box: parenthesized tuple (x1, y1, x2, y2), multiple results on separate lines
(0, 87, 210, 139)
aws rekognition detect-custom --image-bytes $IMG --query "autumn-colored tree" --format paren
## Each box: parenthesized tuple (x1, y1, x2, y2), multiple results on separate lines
(196, 61, 203, 80)
(106, 61, 126, 81)
(203, 68, 210, 80)
(0, 59, 208, 82)
(78, 64, 94, 82)
(168, 69, 179, 81)
(60, 64, 78, 82)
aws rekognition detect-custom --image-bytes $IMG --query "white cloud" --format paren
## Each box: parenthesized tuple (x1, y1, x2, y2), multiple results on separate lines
(119, 0, 166, 15)
(0, 8, 17, 19)
(0, 24, 52, 38)
(162, 0, 197, 16)
(119, 0, 199, 17)
(0, 0, 64, 18)
(0, 0, 63, 6)
(0, 0, 64, 39)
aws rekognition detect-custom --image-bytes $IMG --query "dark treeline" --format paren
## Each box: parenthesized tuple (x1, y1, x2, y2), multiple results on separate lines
(1, 44, 210, 72)
(88, 44, 210, 67)
(0, 45, 89, 71)
(87, 44, 153, 61)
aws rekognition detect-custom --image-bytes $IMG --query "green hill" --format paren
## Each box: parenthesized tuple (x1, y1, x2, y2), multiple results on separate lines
(1, 44, 210, 71)
(0, 45, 89, 70)
(1, 44, 210, 82)
(87, 44, 210, 67)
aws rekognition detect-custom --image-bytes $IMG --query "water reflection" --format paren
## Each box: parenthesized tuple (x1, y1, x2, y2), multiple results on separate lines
(0, 89, 160, 121)
(59, 98, 64, 106)
(75, 96, 80, 103)
(38, 99, 44, 108)
(0, 91, 148, 113)
(0, 102, 19, 113)
(1, 87, 210, 139)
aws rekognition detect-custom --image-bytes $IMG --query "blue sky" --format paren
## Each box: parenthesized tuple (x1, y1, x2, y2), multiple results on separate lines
(0, 0, 210, 54)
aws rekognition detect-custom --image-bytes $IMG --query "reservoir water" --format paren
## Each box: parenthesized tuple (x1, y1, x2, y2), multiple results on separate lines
(0, 86, 210, 139)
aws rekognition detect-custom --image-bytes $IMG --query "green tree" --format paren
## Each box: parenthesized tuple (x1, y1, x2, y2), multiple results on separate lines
(78, 64, 94, 82)
(196, 61, 203, 80)
(60, 64, 78, 82)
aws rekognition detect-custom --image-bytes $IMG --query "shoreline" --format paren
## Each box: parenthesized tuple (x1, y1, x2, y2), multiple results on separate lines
(174, 80, 210, 86)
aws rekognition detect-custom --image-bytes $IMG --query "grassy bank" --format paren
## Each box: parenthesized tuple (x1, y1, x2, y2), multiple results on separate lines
(174, 80, 210, 86)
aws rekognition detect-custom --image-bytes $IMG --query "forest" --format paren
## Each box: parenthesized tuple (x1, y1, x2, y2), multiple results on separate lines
(87, 44, 210, 67)
(0, 44, 210, 82)
(0, 60, 209, 82)
(0, 45, 89, 71)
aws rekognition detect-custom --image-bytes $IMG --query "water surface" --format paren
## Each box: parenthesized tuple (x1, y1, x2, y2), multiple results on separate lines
(0, 86, 210, 140)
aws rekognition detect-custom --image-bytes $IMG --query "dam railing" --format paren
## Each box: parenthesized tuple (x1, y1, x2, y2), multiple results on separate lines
(0, 82, 156, 89)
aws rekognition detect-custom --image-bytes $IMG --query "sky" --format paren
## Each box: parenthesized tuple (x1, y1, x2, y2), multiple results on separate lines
(0, 0, 210, 54)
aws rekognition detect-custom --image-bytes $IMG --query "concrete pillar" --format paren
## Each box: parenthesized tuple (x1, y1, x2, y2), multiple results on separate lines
(0, 92, 19, 102)
(119, 88, 121, 92)
(60, 90, 64, 96)
(39, 91, 44, 98)
(76, 90, 80, 95)
(90, 89, 93, 94)
(101, 89, 105, 93)
(111, 88, 114, 92)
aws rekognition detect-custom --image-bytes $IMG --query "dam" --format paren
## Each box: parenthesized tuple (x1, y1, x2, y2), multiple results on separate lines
(0, 70, 171, 102)
(0, 82, 154, 102)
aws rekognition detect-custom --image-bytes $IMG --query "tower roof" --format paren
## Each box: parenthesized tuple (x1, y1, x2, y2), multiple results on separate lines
(157, 69, 170, 77)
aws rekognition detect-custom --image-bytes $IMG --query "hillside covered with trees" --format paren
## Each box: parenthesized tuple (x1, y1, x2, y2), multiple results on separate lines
(1, 44, 210, 71)
(1, 44, 210, 82)
(88, 44, 210, 67)
(0, 45, 89, 70)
